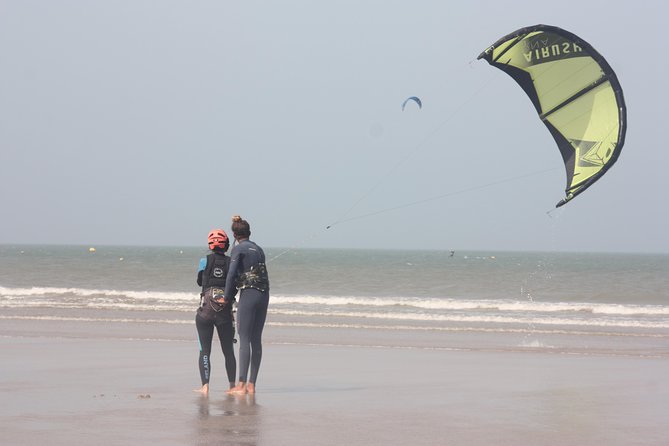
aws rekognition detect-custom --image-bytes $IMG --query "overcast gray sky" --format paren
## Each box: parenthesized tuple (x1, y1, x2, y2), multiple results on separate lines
(1, 0, 667, 253)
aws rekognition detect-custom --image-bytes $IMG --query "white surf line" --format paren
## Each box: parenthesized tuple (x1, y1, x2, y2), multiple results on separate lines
(270, 309, 669, 329)
(267, 321, 669, 338)
(1, 333, 662, 359)
(2, 315, 668, 338)
(268, 341, 669, 360)
(0, 315, 191, 324)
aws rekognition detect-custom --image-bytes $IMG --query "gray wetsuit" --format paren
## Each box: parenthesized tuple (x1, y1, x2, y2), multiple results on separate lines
(224, 240, 269, 384)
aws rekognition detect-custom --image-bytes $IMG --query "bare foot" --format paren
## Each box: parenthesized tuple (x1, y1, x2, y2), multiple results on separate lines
(227, 383, 247, 395)
(193, 384, 209, 396)
(246, 383, 255, 394)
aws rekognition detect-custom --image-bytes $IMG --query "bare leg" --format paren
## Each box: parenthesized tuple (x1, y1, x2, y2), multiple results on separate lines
(246, 383, 256, 394)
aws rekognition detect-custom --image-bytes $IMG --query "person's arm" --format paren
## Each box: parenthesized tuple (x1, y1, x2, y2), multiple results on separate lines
(224, 249, 241, 302)
(197, 257, 207, 287)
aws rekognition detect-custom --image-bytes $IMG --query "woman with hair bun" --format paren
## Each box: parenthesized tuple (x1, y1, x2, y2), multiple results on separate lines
(223, 215, 270, 395)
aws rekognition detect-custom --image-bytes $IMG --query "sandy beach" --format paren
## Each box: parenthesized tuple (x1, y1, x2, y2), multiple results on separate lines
(1, 318, 668, 446)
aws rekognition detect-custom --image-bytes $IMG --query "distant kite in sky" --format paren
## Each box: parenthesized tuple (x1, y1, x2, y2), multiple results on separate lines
(401, 96, 422, 111)
(478, 25, 626, 207)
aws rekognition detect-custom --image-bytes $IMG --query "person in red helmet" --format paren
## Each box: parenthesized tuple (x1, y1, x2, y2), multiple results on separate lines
(193, 229, 236, 396)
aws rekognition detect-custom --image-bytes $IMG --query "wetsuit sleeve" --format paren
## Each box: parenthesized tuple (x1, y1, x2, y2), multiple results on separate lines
(197, 257, 207, 287)
(224, 249, 241, 302)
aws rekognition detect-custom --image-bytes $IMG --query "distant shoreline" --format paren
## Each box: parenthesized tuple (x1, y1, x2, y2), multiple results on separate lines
(2, 243, 668, 256)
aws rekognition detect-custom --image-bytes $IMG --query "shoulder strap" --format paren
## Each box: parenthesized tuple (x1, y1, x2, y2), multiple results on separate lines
(201, 253, 214, 292)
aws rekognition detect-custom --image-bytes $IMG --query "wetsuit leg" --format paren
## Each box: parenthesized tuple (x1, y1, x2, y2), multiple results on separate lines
(214, 314, 237, 385)
(196, 312, 215, 385)
(236, 289, 269, 384)
(248, 291, 269, 384)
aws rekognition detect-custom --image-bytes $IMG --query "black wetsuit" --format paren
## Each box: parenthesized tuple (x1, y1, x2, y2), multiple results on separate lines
(196, 250, 236, 386)
(224, 239, 269, 385)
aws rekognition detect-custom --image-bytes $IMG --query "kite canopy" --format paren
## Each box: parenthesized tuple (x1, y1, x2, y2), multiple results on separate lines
(478, 25, 626, 207)
(402, 96, 422, 111)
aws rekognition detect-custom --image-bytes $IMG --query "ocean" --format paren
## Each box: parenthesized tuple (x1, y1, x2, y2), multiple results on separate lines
(1, 244, 668, 355)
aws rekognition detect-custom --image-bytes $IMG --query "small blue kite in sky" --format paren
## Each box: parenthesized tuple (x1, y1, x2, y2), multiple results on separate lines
(401, 96, 422, 111)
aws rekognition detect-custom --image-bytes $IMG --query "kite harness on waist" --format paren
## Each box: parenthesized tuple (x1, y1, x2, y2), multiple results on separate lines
(237, 263, 269, 292)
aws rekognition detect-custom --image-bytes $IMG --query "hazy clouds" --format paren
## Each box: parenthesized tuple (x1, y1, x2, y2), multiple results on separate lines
(1, 1, 667, 253)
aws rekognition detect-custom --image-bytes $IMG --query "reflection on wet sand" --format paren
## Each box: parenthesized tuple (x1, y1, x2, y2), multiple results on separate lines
(195, 394, 260, 445)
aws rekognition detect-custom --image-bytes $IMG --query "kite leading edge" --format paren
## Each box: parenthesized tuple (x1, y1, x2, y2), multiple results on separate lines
(477, 24, 627, 207)
(402, 96, 422, 111)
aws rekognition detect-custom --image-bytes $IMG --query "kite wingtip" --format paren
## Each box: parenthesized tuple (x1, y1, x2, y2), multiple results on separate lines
(555, 197, 570, 208)
(477, 47, 492, 61)
(556, 192, 574, 208)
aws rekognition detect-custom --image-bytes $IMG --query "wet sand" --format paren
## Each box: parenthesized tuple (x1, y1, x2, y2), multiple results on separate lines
(1, 322, 669, 446)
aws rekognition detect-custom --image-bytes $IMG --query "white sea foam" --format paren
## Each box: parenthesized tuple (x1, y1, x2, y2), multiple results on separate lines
(3, 300, 666, 329)
(0, 300, 195, 312)
(2, 286, 668, 316)
(268, 295, 669, 316)
(519, 339, 554, 348)
(2, 315, 667, 339)
(0, 315, 192, 324)
(2, 286, 669, 329)
(270, 309, 669, 329)
(0, 286, 195, 302)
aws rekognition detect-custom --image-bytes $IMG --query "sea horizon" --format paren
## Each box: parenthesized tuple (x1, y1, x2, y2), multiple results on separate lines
(2, 242, 668, 256)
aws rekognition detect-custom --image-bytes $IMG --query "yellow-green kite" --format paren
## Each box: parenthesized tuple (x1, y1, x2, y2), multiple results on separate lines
(478, 25, 627, 207)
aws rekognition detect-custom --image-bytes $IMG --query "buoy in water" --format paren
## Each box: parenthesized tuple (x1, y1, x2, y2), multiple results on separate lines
(89, 247, 96, 252)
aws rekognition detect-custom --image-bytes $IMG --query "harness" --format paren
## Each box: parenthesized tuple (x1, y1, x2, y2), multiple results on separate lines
(200, 253, 232, 313)
(237, 263, 269, 292)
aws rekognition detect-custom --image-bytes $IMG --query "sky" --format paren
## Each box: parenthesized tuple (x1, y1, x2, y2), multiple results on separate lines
(1, 0, 667, 253)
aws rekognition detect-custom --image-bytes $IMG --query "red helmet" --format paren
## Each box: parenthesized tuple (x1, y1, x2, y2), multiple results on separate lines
(208, 229, 229, 251)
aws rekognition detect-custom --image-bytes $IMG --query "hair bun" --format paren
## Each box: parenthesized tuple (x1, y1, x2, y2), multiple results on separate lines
(232, 215, 242, 223)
